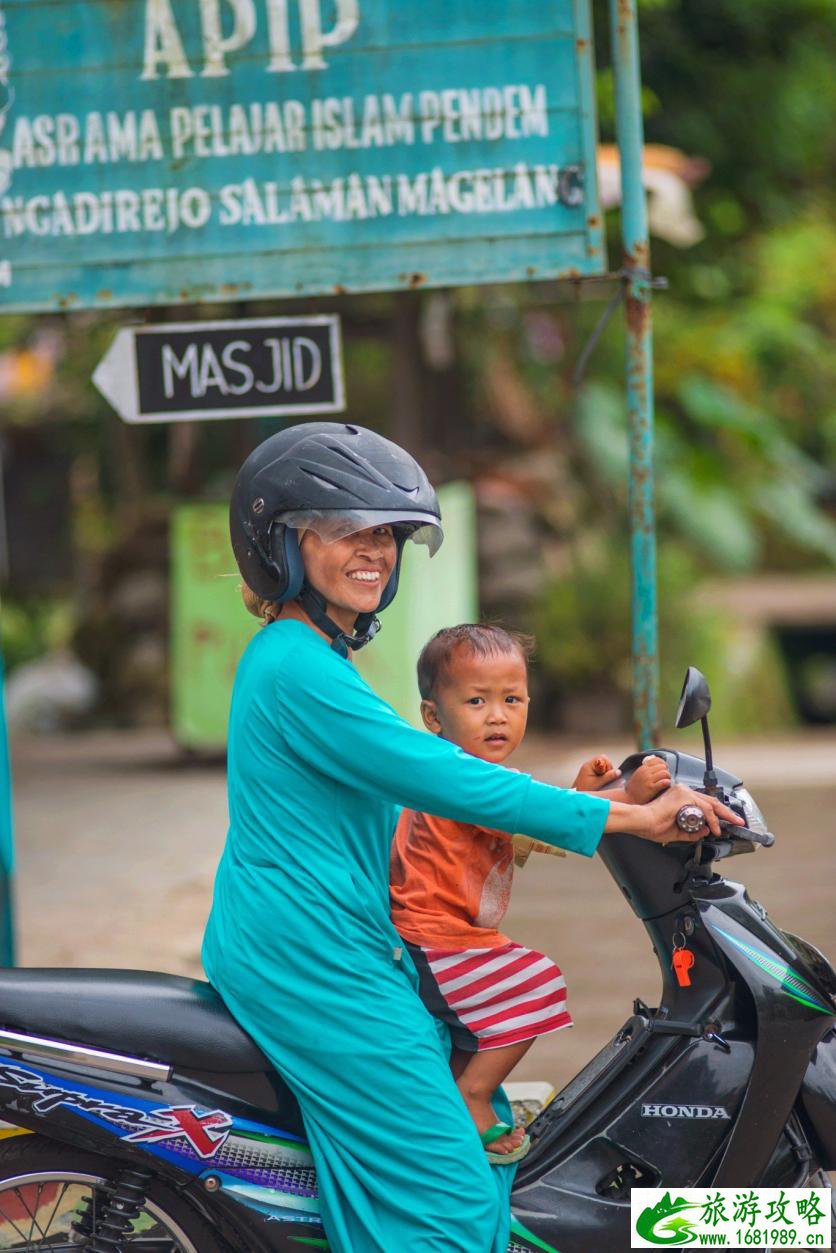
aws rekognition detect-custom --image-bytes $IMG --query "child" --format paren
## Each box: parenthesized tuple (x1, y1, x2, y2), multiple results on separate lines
(389, 624, 670, 1163)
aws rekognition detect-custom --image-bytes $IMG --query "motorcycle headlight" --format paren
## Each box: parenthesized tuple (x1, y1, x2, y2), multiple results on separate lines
(733, 787, 770, 836)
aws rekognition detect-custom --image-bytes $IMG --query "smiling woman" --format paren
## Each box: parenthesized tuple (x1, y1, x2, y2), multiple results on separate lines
(240, 525, 397, 632)
(229, 422, 444, 654)
(287, 524, 397, 634)
(206, 422, 735, 1253)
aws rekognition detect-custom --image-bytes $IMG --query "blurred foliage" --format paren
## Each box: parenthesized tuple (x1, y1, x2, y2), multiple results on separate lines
(525, 0, 836, 723)
(534, 543, 795, 733)
(0, 599, 75, 674)
(573, 0, 836, 569)
(573, 374, 836, 572)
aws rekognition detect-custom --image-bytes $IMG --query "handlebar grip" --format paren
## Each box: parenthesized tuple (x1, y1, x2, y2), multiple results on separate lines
(676, 806, 775, 847)
(676, 805, 706, 834)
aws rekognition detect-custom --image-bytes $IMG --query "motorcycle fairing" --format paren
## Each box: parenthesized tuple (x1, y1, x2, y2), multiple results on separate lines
(508, 1215, 560, 1252)
(799, 1029, 836, 1170)
(200, 1168, 321, 1224)
(711, 925, 834, 1017)
(774, 932, 836, 1172)
(0, 1057, 321, 1204)
(782, 931, 836, 1003)
(699, 901, 836, 1184)
(511, 1010, 754, 1253)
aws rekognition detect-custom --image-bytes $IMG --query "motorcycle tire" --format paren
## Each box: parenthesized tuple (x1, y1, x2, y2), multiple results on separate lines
(0, 1131, 228, 1252)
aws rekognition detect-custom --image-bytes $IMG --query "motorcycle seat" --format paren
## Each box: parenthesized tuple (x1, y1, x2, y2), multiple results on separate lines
(0, 967, 270, 1075)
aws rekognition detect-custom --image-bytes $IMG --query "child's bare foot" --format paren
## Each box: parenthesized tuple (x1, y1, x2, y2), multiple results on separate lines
(455, 1041, 534, 1154)
(459, 1089, 525, 1154)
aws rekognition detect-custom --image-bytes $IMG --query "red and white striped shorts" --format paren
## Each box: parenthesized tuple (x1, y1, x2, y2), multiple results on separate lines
(405, 940, 572, 1053)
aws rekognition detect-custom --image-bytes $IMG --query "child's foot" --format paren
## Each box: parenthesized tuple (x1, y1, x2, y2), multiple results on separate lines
(459, 1092, 525, 1155)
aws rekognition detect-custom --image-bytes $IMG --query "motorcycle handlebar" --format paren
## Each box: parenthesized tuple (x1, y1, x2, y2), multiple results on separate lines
(719, 820, 775, 847)
(675, 805, 775, 848)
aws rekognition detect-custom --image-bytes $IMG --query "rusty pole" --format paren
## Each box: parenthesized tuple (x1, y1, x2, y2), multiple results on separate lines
(0, 648, 14, 964)
(610, 0, 659, 748)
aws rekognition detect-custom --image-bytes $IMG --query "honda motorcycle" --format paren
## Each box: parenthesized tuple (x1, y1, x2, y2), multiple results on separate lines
(0, 667, 830, 1251)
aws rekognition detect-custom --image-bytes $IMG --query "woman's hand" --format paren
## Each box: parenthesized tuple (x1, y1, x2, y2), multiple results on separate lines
(624, 755, 672, 804)
(572, 755, 621, 791)
(604, 784, 743, 844)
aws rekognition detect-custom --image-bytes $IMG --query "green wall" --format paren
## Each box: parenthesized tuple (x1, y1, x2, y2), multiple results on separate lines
(355, 482, 478, 725)
(170, 505, 258, 750)
(171, 482, 477, 748)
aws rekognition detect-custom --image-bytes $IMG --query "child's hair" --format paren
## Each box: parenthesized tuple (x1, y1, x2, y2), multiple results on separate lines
(417, 624, 534, 700)
(241, 582, 283, 625)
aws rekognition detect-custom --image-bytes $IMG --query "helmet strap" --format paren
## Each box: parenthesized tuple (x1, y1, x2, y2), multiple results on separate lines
(297, 584, 381, 657)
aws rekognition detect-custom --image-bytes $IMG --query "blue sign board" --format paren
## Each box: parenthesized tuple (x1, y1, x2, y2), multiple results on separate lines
(0, 0, 605, 312)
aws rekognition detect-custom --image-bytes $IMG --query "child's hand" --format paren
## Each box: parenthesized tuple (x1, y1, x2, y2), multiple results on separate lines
(573, 755, 621, 791)
(625, 754, 672, 804)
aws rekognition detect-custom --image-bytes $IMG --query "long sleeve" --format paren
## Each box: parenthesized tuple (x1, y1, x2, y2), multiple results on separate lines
(275, 640, 609, 857)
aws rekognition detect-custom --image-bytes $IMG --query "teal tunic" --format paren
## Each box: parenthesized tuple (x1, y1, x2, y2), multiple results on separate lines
(202, 620, 609, 1253)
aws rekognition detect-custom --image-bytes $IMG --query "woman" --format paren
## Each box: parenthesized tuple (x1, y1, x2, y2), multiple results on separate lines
(202, 422, 738, 1253)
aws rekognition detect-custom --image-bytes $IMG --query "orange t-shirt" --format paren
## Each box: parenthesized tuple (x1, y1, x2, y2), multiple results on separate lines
(389, 808, 514, 950)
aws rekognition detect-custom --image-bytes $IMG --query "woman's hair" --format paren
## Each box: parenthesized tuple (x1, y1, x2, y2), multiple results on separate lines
(417, 624, 535, 700)
(241, 582, 283, 625)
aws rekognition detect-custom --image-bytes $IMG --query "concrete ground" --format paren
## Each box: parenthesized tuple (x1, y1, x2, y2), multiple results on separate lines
(9, 728, 836, 1097)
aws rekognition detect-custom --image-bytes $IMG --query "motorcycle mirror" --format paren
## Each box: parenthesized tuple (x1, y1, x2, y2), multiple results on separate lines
(676, 667, 720, 796)
(675, 667, 712, 728)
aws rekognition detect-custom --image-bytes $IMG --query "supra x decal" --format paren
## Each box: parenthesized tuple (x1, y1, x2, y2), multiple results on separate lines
(0, 1062, 232, 1159)
(125, 1105, 233, 1158)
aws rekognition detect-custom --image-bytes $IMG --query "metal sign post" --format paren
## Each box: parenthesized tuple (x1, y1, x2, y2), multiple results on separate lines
(93, 316, 345, 423)
(0, 648, 14, 967)
(610, 0, 659, 749)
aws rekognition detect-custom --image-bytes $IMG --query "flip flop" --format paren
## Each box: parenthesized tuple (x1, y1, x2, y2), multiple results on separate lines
(480, 1122, 531, 1166)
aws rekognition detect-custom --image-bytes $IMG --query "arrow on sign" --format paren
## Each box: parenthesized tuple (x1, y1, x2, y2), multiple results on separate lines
(93, 328, 136, 422)
(93, 316, 345, 424)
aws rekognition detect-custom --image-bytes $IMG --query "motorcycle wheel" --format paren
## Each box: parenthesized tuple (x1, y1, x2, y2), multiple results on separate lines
(0, 1133, 227, 1251)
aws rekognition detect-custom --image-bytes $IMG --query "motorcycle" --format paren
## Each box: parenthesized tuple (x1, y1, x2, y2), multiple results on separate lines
(0, 666, 830, 1251)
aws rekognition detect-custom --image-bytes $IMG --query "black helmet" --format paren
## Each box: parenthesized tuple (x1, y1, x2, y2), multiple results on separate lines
(230, 422, 443, 652)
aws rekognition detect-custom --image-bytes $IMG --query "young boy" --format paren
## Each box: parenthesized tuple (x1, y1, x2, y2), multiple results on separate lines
(389, 624, 670, 1163)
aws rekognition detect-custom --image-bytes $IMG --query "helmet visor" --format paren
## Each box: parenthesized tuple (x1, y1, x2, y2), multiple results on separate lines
(279, 509, 444, 556)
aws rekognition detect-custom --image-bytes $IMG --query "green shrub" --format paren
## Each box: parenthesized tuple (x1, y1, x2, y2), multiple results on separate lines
(534, 544, 795, 736)
(0, 598, 75, 674)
